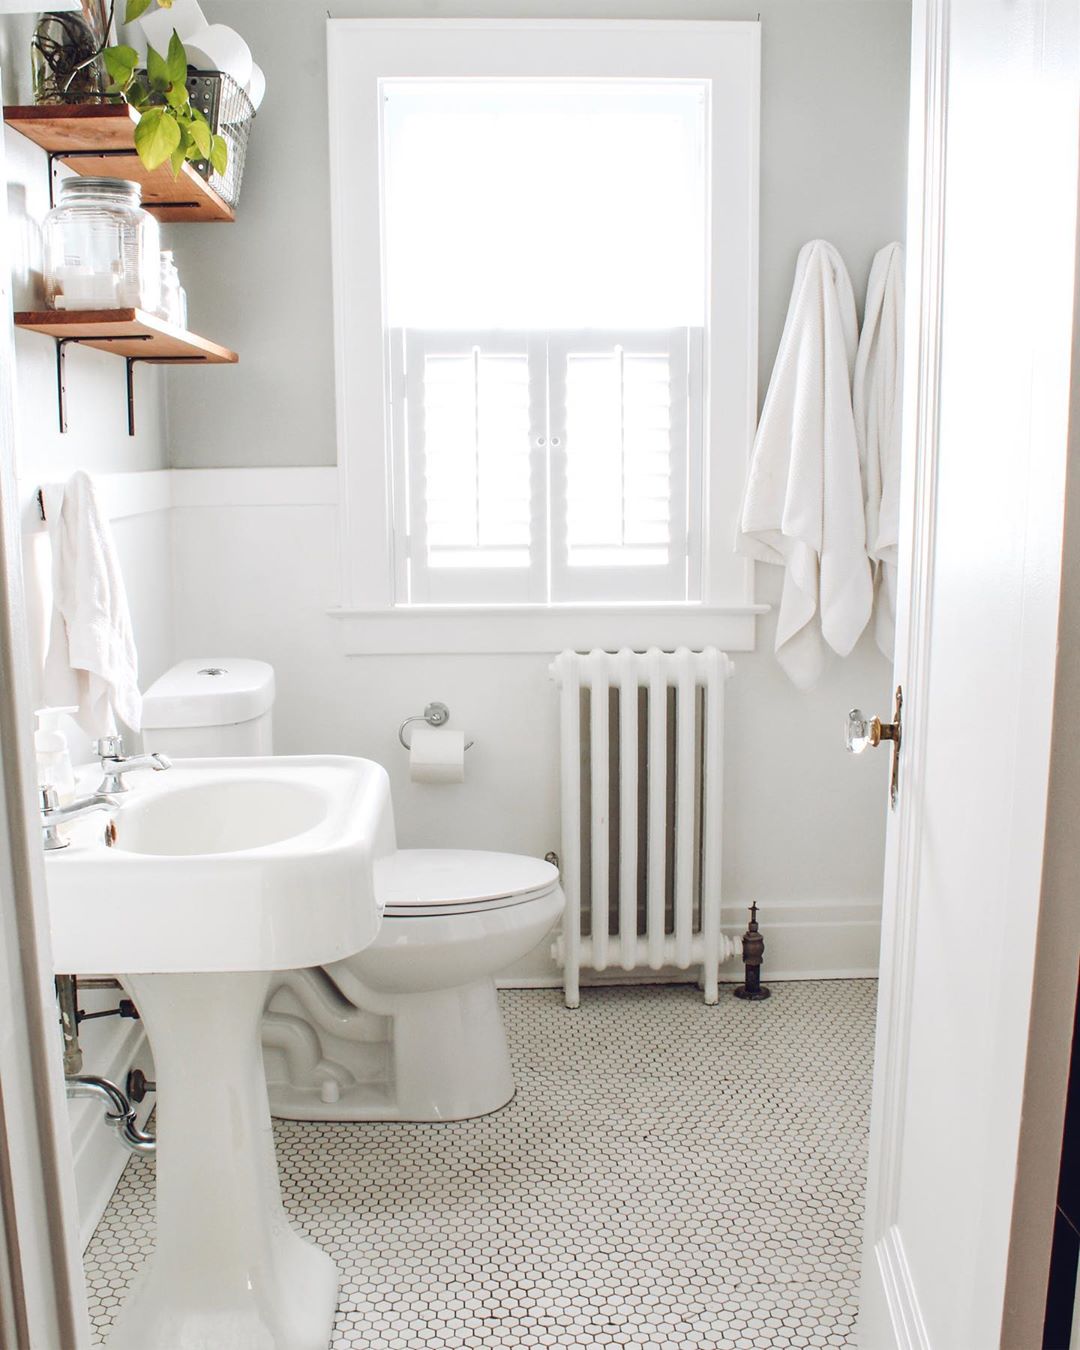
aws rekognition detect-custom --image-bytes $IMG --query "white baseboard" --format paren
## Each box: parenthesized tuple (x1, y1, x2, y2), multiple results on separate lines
(499, 896, 882, 988)
(498, 970, 878, 990)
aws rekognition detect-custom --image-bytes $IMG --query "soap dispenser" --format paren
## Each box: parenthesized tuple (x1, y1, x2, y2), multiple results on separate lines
(34, 706, 78, 804)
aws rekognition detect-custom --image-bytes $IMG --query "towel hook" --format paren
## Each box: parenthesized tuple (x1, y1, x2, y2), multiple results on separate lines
(398, 702, 474, 752)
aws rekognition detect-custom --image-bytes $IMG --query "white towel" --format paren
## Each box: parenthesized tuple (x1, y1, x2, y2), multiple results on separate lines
(853, 243, 904, 661)
(43, 471, 142, 738)
(738, 240, 873, 689)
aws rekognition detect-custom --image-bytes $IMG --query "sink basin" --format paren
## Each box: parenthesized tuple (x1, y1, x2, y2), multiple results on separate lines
(46, 755, 391, 974)
(43, 755, 392, 1350)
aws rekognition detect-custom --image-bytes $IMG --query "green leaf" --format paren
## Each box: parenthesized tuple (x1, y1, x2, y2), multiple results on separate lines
(209, 133, 227, 176)
(102, 44, 138, 88)
(145, 42, 170, 91)
(169, 134, 192, 177)
(133, 105, 181, 172)
(166, 30, 187, 85)
(125, 76, 151, 108)
(124, 0, 152, 21)
(187, 116, 211, 158)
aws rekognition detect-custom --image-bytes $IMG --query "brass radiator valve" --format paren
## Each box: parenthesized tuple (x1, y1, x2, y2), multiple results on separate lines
(734, 902, 770, 1001)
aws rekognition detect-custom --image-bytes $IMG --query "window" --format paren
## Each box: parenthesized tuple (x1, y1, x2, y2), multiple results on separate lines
(329, 21, 760, 649)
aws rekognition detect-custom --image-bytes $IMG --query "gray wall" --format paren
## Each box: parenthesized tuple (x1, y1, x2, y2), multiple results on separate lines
(167, 0, 912, 467)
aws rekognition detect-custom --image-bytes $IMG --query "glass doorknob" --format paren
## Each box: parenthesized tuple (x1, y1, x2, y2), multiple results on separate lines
(845, 687, 904, 805)
(845, 709, 878, 754)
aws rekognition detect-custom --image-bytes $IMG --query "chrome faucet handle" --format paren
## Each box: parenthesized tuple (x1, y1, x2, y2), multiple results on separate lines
(40, 785, 117, 851)
(95, 739, 172, 795)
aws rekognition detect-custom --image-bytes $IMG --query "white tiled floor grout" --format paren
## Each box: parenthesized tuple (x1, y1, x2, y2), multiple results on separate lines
(85, 981, 876, 1347)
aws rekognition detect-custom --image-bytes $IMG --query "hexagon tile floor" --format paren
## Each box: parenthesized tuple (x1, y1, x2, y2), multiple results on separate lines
(84, 980, 876, 1348)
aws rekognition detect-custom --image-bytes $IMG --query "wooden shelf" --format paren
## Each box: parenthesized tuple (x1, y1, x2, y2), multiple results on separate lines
(3, 104, 234, 223)
(14, 308, 238, 364)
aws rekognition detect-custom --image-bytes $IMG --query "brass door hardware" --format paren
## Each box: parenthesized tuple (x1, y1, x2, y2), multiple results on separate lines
(846, 686, 903, 807)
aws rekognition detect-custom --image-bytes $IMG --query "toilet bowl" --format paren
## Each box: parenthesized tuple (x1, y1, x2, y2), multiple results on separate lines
(142, 659, 565, 1122)
(266, 849, 563, 1122)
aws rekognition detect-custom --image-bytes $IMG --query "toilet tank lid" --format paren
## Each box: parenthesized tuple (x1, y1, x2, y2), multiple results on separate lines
(141, 659, 275, 729)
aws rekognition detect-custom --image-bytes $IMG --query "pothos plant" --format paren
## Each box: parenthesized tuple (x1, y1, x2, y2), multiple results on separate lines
(102, 0, 228, 178)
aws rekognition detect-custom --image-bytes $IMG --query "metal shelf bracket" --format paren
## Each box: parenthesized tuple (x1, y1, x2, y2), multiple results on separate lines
(124, 355, 208, 437)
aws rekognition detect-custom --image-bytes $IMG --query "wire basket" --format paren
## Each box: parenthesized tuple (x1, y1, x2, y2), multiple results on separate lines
(184, 68, 254, 209)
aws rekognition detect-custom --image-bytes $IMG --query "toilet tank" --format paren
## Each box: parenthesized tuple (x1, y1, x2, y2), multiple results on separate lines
(141, 659, 275, 758)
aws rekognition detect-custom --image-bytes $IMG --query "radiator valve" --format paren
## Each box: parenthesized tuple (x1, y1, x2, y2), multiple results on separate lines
(734, 902, 770, 1001)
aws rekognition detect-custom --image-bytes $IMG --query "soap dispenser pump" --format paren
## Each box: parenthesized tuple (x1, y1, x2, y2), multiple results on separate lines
(34, 706, 78, 804)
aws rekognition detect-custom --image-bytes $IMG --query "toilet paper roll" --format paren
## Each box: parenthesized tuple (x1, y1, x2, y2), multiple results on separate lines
(409, 726, 466, 784)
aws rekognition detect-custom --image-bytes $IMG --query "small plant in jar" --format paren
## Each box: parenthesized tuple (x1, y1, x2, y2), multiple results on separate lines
(32, 3, 109, 105)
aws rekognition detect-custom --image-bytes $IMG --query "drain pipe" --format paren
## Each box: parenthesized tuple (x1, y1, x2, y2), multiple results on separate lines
(65, 1075, 155, 1155)
(55, 975, 82, 1075)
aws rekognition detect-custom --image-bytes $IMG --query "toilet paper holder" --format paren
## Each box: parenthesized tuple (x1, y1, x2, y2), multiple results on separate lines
(398, 702, 475, 752)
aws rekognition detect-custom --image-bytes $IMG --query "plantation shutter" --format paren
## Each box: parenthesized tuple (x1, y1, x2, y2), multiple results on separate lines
(395, 329, 700, 604)
(548, 329, 698, 603)
(401, 331, 547, 604)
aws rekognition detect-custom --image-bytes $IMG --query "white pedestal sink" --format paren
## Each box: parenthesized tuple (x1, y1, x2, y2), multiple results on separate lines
(46, 756, 392, 1350)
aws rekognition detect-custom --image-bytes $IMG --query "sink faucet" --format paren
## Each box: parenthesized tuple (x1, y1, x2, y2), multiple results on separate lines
(94, 736, 172, 795)
(40, 785, 117, 852)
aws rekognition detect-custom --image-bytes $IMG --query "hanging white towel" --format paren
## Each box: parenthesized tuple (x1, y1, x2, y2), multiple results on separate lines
(737, 240, 873, 689)
(44, 471, 142, 738)
(853, 242, 905, 661)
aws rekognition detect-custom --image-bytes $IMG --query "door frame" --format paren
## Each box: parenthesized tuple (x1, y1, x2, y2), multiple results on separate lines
(0, 67, 92, 1350)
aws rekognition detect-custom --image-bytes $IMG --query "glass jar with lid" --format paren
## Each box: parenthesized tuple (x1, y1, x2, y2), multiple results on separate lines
(42, 177, 161, 313)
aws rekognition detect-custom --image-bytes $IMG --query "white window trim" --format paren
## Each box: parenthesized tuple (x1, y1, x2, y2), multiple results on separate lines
(327, 18, 762, 654)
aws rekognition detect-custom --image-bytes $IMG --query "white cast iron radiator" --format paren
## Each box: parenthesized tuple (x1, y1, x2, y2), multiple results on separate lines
(549, 647, 740, 1008)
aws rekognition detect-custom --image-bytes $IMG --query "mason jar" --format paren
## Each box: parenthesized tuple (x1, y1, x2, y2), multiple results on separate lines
(42, 178, 161, 312)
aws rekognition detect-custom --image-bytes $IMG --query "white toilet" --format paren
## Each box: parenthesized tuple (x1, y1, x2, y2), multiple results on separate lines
(142, 659, 565, 1122)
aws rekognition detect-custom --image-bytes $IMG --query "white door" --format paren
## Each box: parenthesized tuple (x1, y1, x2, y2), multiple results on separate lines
(858, 1, 1080, 1347)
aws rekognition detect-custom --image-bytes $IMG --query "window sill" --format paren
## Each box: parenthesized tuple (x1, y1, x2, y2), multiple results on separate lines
(328, 603, 768, 655)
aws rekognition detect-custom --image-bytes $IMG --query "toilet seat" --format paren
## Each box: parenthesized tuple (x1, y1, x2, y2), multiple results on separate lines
(376, 849, 560, 918)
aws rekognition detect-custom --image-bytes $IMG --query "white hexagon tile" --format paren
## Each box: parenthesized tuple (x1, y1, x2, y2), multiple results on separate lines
(84, 981, 876, 1348)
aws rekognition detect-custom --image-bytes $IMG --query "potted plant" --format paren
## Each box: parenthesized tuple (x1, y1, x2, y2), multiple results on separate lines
(33, 0, 227, 176)
(104, 0, 228, 176)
